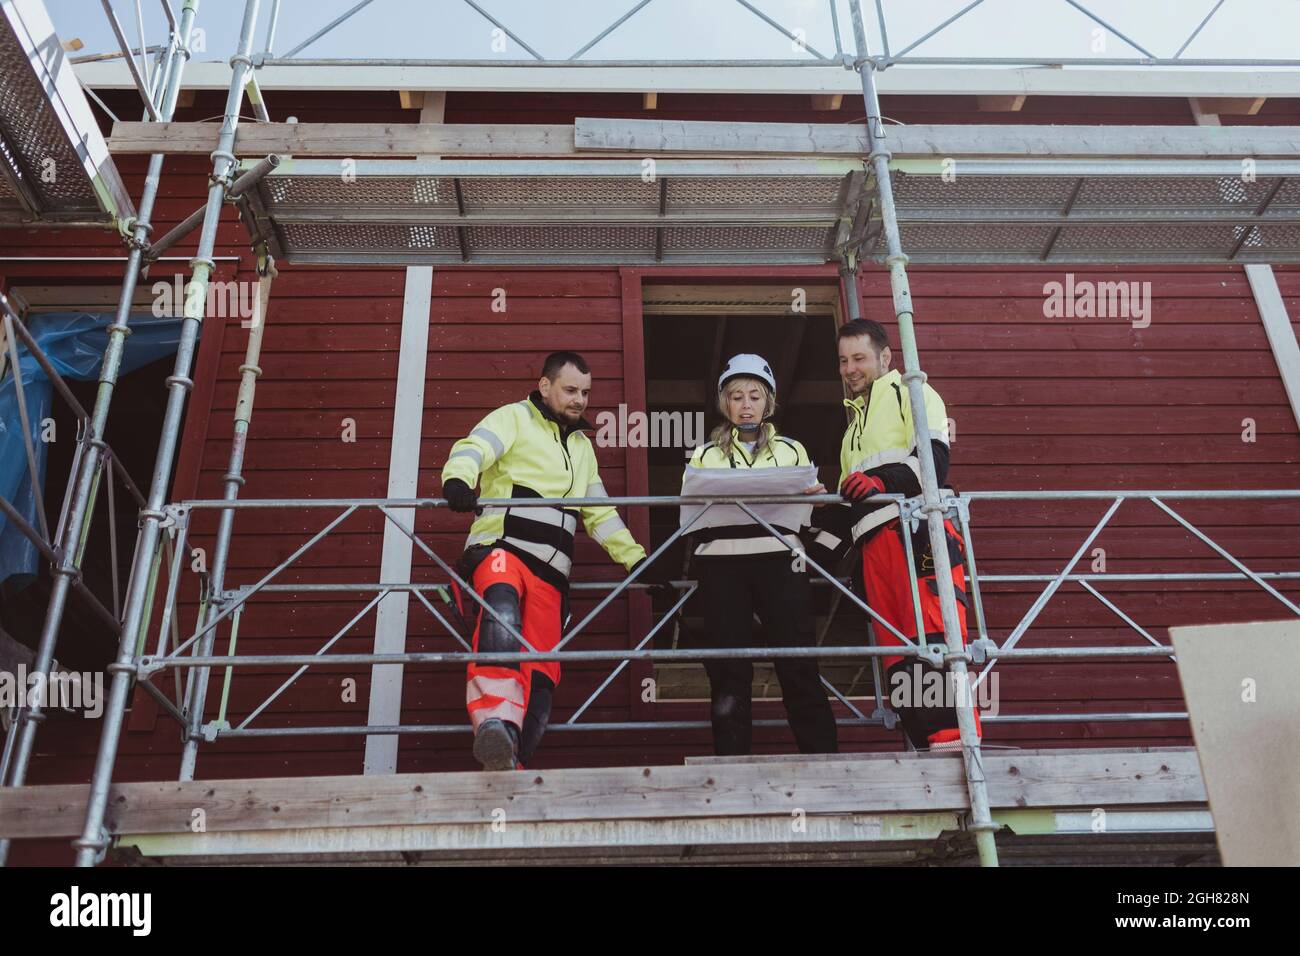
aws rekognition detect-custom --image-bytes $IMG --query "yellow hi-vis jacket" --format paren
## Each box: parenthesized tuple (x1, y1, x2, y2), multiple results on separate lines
(838, 368, 951, 545)
(441, 392, 646, 589)
(684, 423, 813, 558)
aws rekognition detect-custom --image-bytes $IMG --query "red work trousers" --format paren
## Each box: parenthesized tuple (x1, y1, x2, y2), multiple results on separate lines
(860, 518, 982, 749)
(465, 549, 562, 735)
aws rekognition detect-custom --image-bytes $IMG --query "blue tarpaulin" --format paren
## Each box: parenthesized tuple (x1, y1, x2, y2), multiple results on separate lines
(0, 312, 184, 585)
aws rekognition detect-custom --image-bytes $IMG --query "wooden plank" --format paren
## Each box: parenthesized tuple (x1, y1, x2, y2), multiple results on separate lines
(574, 118, 1300, 158)
(0, 748, 1205, 839)
(109, 122, 578, 156)
(810, 94, 842, 111)
(1170, 620, 1300, 866)
(109, 119, 1300, 161)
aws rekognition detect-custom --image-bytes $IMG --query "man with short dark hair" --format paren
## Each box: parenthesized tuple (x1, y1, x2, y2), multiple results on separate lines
(441, 352, 649, 770)
(829, 319, 980, 752)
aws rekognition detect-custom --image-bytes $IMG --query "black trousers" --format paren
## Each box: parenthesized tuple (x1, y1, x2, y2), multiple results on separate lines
(697, 554, 838, 756)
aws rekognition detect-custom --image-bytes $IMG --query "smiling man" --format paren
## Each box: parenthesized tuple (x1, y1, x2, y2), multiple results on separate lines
(440, 351, 649, 770)
(833, 319, 980, 753)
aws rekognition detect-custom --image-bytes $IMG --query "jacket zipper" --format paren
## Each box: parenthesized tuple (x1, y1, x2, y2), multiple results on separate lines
(555, 427, 575, 496)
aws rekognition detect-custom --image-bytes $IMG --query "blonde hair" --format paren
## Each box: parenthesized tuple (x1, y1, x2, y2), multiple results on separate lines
(710, 375, 778, 459)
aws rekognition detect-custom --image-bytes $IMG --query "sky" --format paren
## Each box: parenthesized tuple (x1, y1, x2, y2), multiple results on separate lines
(48, 0, 1300, 65)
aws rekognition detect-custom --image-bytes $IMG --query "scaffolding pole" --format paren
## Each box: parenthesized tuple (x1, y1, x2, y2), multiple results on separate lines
(178, 253, 275, 779)
(71, 0, 264, 868)
(0, 0, 200, 868)
(847, 0, 999, 866)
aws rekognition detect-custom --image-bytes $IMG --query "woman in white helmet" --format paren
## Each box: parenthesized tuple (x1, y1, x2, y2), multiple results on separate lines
(682, 353, 838, 756)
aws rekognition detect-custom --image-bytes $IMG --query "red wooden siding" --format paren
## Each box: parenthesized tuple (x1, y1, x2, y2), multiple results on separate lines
(2, 90, 1297, 789)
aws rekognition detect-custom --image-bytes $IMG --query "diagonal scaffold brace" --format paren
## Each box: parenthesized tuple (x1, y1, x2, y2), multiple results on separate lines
(846, 0, 1000, 867)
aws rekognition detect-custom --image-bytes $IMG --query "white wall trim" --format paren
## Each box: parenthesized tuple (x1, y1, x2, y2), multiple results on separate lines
(1245, 264, 1300, 432)
(362, 265, 433, 774)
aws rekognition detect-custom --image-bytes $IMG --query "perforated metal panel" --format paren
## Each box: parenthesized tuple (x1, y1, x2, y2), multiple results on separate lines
(460, 176, 658, 212)
(666, 176, 844, 212)
(466, 225, 656, 257)
(278, 222, 460, 254)
(882, 168, 1300, 262)
(247, 159, 862, 264)
(266, 175, 458, 208)
(0, 0, 132, 225)
(247, 158, 1300, 265)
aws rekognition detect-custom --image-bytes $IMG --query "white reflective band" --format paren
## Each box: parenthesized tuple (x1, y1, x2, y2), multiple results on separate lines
(467, 698, 526, 733)
(467, 674, 526, 707)
(586, 481, 609, 498)
(448, 447, 482, 468)
(510, 506, 578, 536)
(466, 530, 500, 549)
(590, 514, 627, 545)
(694, 534, 800, 558)
(470, 426, 506, 460)
(813, 530, 843, 549)
(851, 503, 900, 542)
(850, 447, 912, 475)
(502, 537, 574, 577)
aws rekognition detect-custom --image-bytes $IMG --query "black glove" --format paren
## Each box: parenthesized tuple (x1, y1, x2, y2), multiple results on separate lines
(442, 478, 480, 514)
(630, 556, 674, 601)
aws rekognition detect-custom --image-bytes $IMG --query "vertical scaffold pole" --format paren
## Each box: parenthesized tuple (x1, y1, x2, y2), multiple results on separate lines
(0, 0, 200, 868)
(846, 0, 999, 866)
(178, 254, 275, 779)
(838, 258, 894, 728)
(72, 0, 263, 867)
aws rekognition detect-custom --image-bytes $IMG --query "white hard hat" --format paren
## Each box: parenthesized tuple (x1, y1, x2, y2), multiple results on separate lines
(717, 353, 776, 395)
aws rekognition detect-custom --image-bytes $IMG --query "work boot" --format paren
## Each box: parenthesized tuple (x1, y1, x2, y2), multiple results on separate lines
(473, 718, 520, 771)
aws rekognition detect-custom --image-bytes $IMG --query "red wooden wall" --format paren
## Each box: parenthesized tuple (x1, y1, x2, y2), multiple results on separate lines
(2, 89, 1298, 799)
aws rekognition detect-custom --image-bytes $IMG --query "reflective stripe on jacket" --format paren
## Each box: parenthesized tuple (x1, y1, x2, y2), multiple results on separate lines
(441, 392, 646, 589)
(684, 423, 812, 558)
(838, 369, 951, 545)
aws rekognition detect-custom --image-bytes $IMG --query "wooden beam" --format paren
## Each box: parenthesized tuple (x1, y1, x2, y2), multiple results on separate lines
(811, 93, 842, 111)
(0, 748, 1206, 840)
(977, 94, 1026, 112)
(651, 379, 843, 406)
(398, 90, 425, 110)
(108, 119, 1300, 160)
(1190, 96, 1268, 116)
(174, 89, 195, 109)
(643, 91, 657, 110)
(108, 121, 579, 156)
(641, 283, 840, 314)
(574, 117, 1300, 158)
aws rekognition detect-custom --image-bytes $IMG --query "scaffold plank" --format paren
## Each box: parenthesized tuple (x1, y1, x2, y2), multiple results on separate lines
(0, 748, 1206, 842)
(573, 118, 1300, 159)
